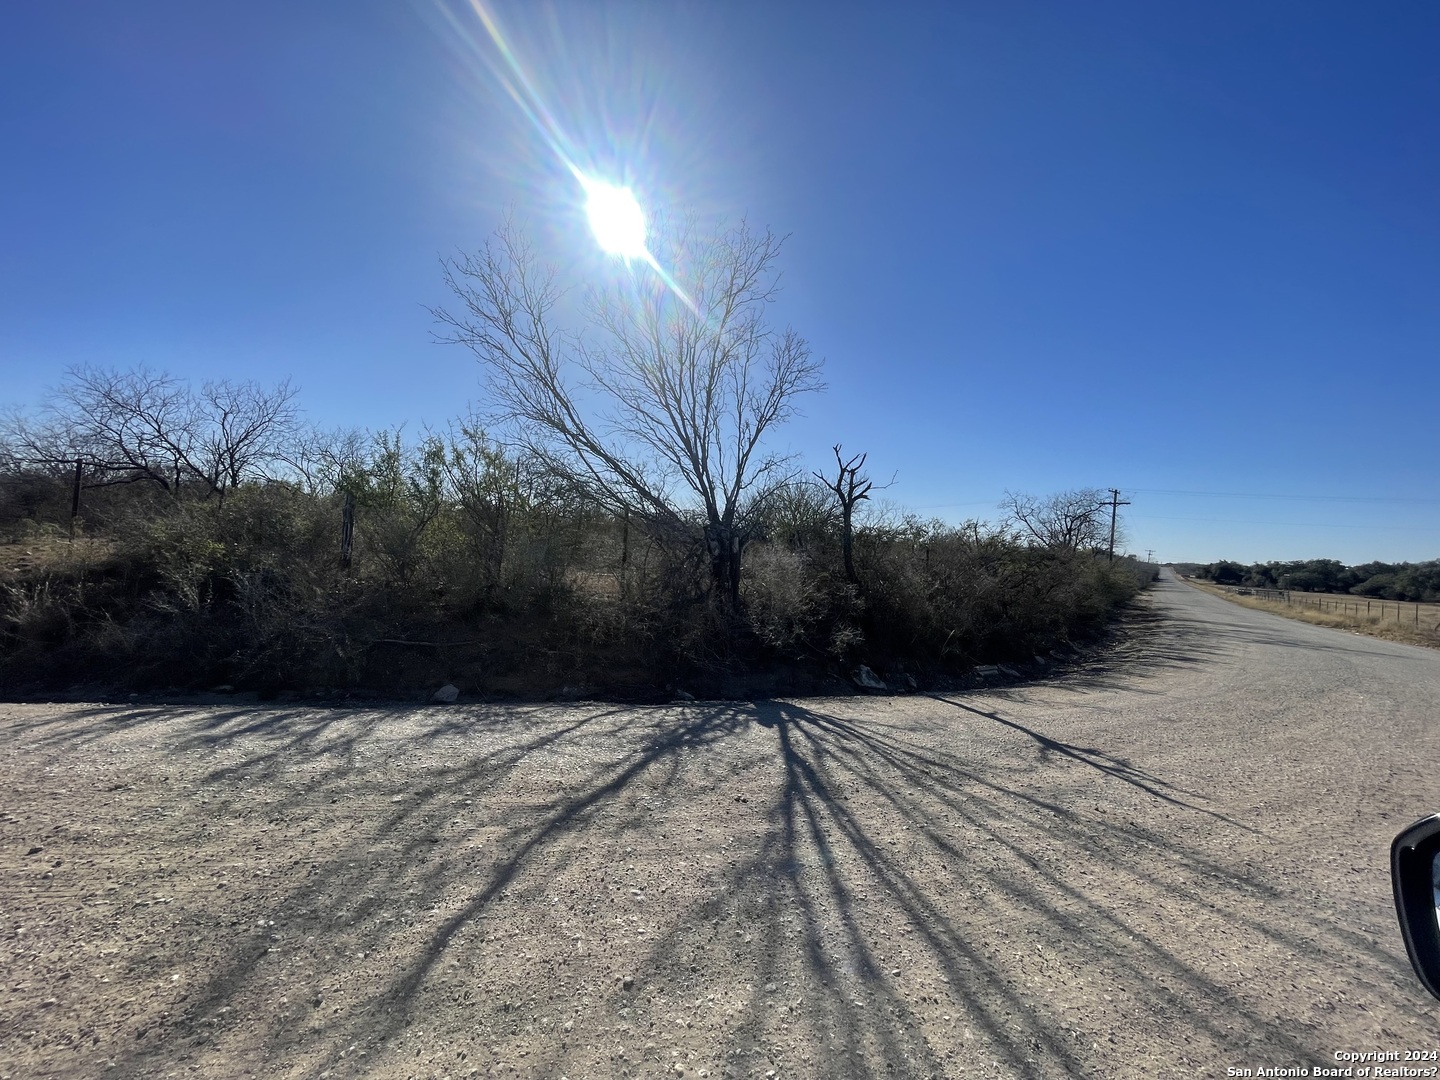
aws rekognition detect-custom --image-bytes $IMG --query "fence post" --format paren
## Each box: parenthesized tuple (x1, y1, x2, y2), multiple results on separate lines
(619, 507, 630, 597)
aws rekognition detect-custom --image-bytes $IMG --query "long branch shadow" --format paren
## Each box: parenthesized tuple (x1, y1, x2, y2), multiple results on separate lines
(930, 695, 1262, 833)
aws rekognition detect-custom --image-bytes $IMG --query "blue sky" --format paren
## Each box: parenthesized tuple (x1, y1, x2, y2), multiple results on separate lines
(2, 1, 1436, 564)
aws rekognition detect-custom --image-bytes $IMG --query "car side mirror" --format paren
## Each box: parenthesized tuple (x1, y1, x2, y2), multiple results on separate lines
(1392, 814, 1440, 1001)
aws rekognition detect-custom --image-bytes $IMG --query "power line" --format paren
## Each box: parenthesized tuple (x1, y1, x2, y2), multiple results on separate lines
(908, 500, 1000, 510)
(1132, 514, 1438, 532)
(1124, 487, 1440, 506)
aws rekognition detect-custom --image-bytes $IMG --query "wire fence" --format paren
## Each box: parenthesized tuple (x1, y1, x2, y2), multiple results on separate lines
(1221, 584, 1440, 632)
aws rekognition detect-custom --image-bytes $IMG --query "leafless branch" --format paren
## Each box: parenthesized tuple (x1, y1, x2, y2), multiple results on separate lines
(1000, 488, 1110, 553)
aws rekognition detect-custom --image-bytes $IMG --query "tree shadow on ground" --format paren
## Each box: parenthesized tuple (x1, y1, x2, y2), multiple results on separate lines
(7, 674, 1425, 1079)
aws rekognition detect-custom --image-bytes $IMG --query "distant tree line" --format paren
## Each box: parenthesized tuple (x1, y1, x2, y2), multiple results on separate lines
(1192, 558, 1440, 602)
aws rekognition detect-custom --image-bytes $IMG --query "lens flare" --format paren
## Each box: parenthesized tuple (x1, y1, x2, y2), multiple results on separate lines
(450, 0, 698, 313)
(582, 178, 648, 260)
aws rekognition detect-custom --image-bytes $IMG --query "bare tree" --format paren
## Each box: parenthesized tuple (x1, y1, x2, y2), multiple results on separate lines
(197, 377, 302, 495)
(432, 216, 824, 609)
(6, 367, 300, 501)
(22, 367, 200, 493)
(1000, 488, 1111, 553)
(814, 445, 892, 587)
(282, 425, 368, 496)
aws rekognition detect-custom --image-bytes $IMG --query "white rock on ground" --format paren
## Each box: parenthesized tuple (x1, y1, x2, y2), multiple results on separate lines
(852, 665, 887, 691)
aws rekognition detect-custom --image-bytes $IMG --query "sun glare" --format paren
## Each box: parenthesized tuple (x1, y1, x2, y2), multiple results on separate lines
(582, 178, 648, 259)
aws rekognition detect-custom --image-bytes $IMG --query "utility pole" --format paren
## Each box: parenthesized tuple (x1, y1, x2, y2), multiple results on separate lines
(1106, 488, 1131, 562)
(1146, 549, 1155, 564)
(68, 460, 83, 542)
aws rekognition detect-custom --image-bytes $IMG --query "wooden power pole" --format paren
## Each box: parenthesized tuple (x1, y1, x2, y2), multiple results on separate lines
(1106, 488, 1131, 562)
(69, 460, 83, 542)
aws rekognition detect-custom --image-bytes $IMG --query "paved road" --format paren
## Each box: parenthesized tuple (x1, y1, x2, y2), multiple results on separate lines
(3, 570, 1440, 1079)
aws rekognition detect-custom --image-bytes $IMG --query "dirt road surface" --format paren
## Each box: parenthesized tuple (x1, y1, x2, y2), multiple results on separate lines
(4, 570, 1440, 1079)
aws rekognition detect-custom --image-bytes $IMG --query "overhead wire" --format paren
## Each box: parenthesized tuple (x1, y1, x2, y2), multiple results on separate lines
(1130, 514, 1437, 532)
(1122, 487, 1440, 506)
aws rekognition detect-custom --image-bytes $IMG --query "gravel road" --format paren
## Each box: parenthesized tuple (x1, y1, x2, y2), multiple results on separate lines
(4, 569, 1440, 1080)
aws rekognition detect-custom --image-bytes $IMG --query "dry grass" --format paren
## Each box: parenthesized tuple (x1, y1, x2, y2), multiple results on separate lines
(0, 537, 114, 582)
(1185, 577, 1440, 650)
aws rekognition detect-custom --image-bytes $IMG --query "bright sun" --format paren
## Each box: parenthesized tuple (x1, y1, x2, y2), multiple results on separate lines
(582, 178, 648, 259)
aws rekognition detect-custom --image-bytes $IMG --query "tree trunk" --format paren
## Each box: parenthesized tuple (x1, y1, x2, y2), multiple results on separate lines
(841, 504, 858, 586)
(707, 524, 744, 611)
(341, 492, 356, 569)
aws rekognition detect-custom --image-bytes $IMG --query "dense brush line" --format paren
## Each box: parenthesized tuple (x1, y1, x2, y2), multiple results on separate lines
(0, 434, 1153, 698)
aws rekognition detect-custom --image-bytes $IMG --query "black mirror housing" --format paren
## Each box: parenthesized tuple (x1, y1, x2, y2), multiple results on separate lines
(1392, 814, 1440, 1001)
